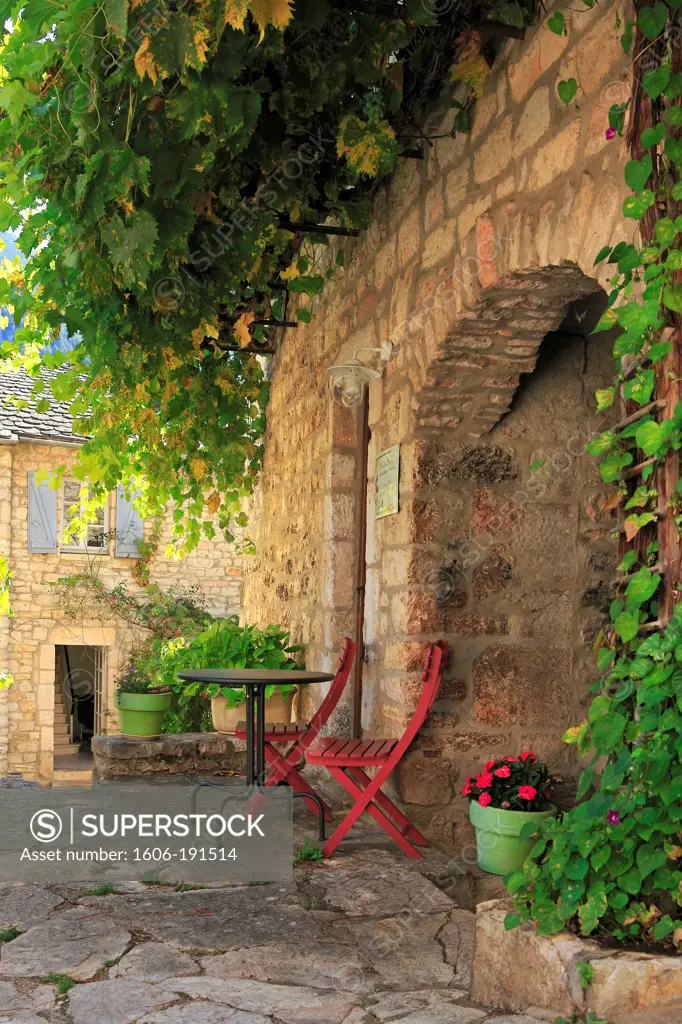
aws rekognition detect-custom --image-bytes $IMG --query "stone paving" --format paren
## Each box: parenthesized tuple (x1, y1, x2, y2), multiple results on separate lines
(0, 820, 660, 1024)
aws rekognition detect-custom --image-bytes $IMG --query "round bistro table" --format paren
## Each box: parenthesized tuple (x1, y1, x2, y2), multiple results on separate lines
(177, 669, 335, 786)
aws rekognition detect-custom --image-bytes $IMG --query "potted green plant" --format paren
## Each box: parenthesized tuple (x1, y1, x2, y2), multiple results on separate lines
(115, 664, 172, 740)
(462, 752, 560, 875)
(159, 619, 301, 734)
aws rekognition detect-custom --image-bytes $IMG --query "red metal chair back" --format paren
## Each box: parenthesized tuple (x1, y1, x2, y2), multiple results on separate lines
(390, 641, 446, 763)
(306, 638, 356, 738)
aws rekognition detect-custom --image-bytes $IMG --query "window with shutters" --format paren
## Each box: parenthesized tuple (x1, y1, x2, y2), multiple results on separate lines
(61, 479, 108, 553)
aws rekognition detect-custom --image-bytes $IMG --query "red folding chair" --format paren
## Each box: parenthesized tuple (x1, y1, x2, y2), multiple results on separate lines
(235, 638, 356, 823)
(305, 641, 447, 860)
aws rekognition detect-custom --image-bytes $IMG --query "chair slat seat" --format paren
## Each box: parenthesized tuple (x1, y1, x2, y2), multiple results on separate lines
(307, 736, 398, 765)
(235, 721, 307, 740)
(303, 641, 447, 860)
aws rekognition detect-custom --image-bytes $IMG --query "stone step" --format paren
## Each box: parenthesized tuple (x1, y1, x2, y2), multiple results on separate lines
(52, 770, 93, 785)
(53, 744, 80, 757)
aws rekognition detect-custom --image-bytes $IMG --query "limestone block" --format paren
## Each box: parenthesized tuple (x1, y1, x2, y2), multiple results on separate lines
(474, 117, 512, 183)
(528, 120, 581, 192)
(470, 900, 585, 1014)
(508, 24, 569, 103)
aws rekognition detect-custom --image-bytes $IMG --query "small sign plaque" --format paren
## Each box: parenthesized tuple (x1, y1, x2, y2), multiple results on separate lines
(375, 444, 400, 519)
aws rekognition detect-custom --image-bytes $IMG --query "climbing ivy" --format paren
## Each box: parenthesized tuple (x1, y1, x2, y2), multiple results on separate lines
(507, 0, 682, 948)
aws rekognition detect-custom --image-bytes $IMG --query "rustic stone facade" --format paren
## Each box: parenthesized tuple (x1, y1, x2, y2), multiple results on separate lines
(0, 442, 242, 780)
(242, 0, 629, 850)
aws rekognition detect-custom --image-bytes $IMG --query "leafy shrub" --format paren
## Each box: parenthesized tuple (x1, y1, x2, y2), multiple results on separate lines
(507, 600, 682, 946)
(160, 620, 302, 710)
(462, 751, 561, 811)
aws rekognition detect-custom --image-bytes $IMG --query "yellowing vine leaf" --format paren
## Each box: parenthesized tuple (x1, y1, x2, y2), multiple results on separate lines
(250, 0, 295, 38)
(224, 0, 249, 29)
(450, 31, 489, 99)
(134, 36, 159, 85)
(280, 263, 300, 281)
(207, 491, 221, 514)
(190, 458, 209, 481)
(234, 311, 255, 347)
(336, 115, 399, 177)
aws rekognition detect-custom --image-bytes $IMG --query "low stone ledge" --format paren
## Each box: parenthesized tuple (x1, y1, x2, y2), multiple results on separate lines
(92, 733, 245, 780)
(471, 899, 682, 1020)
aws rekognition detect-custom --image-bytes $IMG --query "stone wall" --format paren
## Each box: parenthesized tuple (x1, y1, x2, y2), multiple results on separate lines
(2, 442, 243, 779)
(92, 734, 244, 780)
(241, 0, 630, 851)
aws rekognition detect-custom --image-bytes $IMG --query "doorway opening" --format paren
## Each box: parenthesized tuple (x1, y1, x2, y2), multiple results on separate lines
(54, 645, 105, 773)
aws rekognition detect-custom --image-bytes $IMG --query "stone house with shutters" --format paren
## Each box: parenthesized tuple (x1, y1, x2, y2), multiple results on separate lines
(0, 369, 244, 783)
(242, 0, 631, 854)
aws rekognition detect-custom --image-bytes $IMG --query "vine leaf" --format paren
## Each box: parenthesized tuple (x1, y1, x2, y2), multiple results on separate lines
(638, 2, 668, 41)
(663, 283, 682, 312)
(625, 156, 653, 193)
(642, 65, 670, 99)
(105, 0, 128, 39)
(623, 190, 655, 219)
(547, 11, 566, 34)
(224, 0, 250, 30)
(250, 0, 295, 36)
(635, 419, 664, 456)
(626, 567, 661, 606)
(134, 36, 159, 85)
(234, 311, 255, 347)
(640, 123, 665, 148)
(624, 512, 656, 541)
(557, 78, 577, 105)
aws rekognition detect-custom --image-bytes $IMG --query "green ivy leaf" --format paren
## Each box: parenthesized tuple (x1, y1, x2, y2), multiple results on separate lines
(636, 419, 665, 455)
(594, 245, 612, 265)
(642, 65, 671, 99)
(619, 866, 642, 895)
(665, 136, 682, 164)
(641, 123, 666, 147)
(623, 369, 655, 405)
(638, 2, 668, 41)
(647, 339, 672, 363)
(654, 217, 678, 246)
(625, 156, 653, 193)
(663, 283, 682, 312)
(626, 567, 661, 608)
(623, 191, 656, 219)
(653, 915, 676, 940)
(557, 78, 577, 105)
(621, 19, 635, 52)
(614, 611, 640, 642)
(547, 10, 566, 34)
(578, 891, 608, 934)
(669, 106, 682, 126)
(595, 387, 616, 411)
(600, 449, 633, 482)
(504, 912, 522, 930)
(618, 549, 639, 572)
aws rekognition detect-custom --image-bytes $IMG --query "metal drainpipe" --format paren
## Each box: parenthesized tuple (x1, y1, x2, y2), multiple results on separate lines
(352, 392, 371, 739)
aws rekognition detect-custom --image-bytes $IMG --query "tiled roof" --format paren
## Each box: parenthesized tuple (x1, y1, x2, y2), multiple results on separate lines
(0, 368, 87, 444)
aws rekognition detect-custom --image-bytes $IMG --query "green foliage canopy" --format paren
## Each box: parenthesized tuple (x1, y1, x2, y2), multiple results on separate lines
(0, 0, 442, 551)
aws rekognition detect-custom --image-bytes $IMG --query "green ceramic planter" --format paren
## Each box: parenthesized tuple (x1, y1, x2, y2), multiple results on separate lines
(470, 800, 557, 875)
(116, 691, 172, 739)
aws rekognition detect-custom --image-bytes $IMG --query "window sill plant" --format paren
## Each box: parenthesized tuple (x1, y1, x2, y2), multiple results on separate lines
(114, 664, 172, 740)
(463, 752, 560, 875)
(159, 620, 301, 734)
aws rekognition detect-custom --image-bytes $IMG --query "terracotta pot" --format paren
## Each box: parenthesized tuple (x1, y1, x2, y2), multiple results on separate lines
(210, 691, 294, 734)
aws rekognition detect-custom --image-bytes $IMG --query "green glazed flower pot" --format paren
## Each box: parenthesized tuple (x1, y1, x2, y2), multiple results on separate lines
(115, 691, 172, 740)
(469, 801, 557, 875)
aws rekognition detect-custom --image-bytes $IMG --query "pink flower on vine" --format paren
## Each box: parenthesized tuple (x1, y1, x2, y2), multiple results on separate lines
(607, 809, 620, 825)
(605, 126, 617, 141)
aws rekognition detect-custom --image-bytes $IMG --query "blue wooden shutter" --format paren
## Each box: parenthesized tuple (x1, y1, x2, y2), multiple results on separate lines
(115, 485, 144, 557)
(28, 472, 58, 553)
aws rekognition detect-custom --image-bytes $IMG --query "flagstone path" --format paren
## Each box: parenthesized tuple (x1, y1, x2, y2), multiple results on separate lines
(0, 828, 662, 1024)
